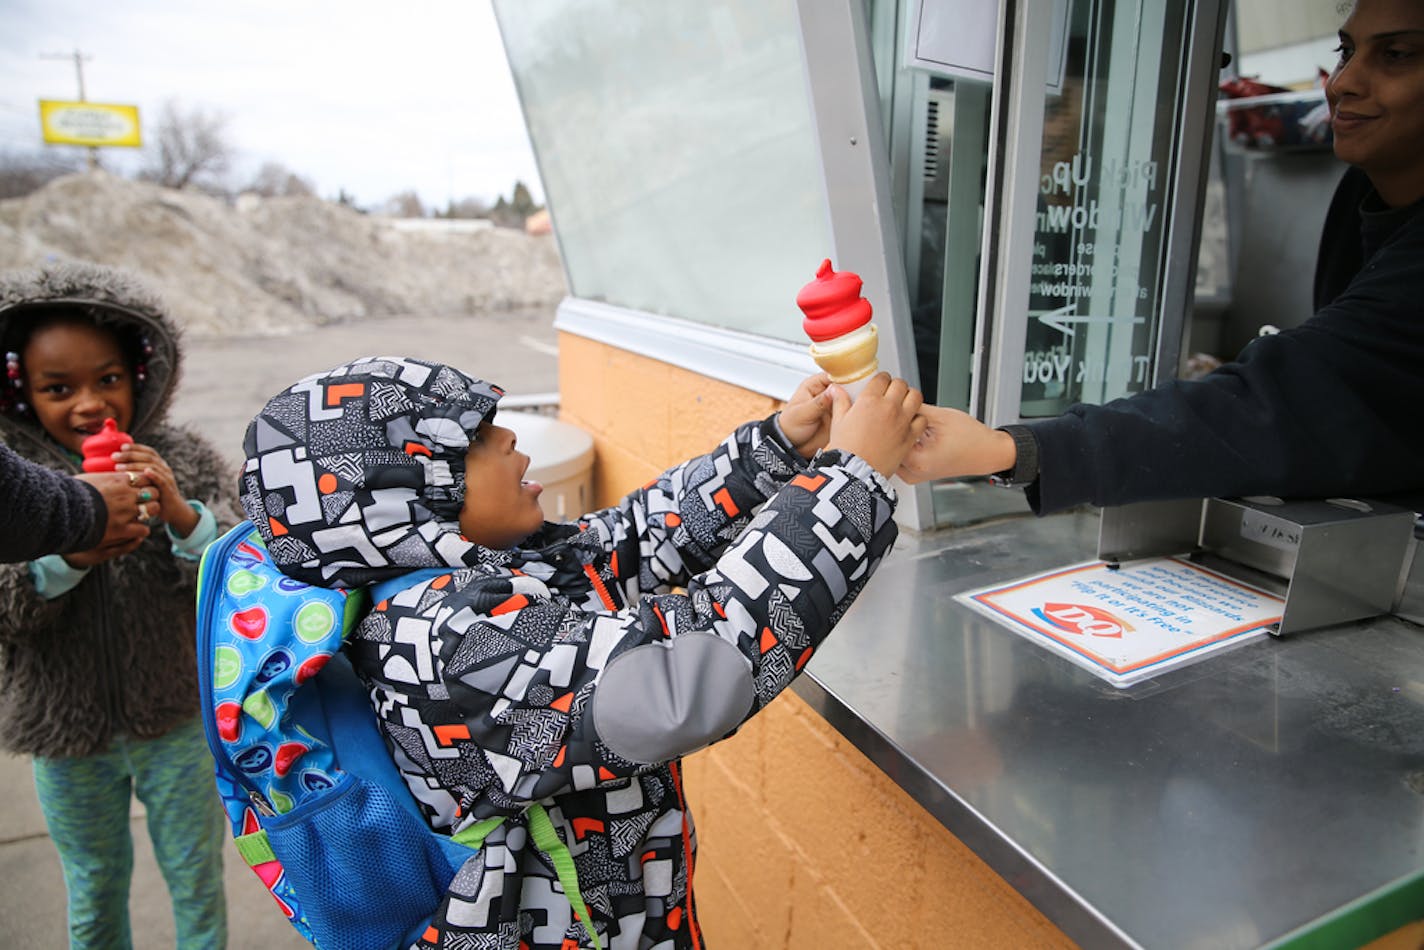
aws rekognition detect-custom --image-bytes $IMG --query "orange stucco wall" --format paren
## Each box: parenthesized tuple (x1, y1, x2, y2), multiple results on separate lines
(558, 331, 1076, 948)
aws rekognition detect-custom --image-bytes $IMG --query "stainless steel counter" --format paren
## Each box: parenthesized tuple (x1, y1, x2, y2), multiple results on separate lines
(794, 506, 1424, 949)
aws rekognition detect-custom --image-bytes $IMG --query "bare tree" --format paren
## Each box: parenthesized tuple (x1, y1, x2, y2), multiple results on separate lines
(0, 148, 84, 200)
(246, 161, 316, 198)
(140, 99, 232, 190)
(383, 190, 425, 218)
(440, 195, 491, 219)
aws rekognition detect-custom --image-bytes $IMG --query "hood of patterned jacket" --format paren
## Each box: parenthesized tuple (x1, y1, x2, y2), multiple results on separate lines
(0, 261, 181, 464)
(239, 355, 512, 589)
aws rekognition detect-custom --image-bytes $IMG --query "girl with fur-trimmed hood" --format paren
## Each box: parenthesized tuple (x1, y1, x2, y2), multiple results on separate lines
(0, 262, 234, 948)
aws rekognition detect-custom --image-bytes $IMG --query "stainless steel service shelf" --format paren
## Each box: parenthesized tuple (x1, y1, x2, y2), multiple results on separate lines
(794, 508, 1424, 949)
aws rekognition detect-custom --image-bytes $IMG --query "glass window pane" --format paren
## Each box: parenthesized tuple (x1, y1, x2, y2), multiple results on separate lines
(1020, 0, 1191, 416)
(494, 0, 831, 341)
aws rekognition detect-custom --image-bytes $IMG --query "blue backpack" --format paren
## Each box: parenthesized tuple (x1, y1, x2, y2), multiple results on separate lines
(196, 522, 601, 950)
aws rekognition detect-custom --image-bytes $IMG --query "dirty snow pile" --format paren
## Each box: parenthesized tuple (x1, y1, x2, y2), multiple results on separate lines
(0, 171, 567, 337)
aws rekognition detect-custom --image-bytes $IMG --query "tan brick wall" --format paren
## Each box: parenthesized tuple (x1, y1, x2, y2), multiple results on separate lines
(684, 695, 1078, 950)
(558, 332, 782, 504)
(559, 333, 1076, 948)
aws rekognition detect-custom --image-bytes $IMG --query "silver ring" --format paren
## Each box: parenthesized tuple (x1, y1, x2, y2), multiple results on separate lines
(137, 502, 149, 521)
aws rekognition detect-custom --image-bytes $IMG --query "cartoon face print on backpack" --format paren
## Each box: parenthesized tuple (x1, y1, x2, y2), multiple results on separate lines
(234, 745, 274, 775)
(255, 650, 294, 687)
(301, 771, 335, 794)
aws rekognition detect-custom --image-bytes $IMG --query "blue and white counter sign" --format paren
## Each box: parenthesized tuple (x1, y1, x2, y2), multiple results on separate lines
(957, 558, 1284, 687)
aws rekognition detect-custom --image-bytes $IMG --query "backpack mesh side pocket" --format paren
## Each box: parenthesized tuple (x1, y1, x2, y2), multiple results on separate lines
(257, 771, 467, 950)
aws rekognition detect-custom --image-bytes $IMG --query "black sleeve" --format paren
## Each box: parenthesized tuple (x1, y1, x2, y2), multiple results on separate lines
(0, 443, 105, 562)
(1026, 205, 1424, 514)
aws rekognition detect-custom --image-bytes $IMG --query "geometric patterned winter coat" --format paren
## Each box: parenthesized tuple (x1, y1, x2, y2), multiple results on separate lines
(238, 355, 899, 949)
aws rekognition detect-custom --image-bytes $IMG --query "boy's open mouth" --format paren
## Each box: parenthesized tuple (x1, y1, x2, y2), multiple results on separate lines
(519, 457, 542, 495)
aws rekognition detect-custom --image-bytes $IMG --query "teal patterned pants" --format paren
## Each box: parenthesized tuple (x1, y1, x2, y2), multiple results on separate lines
(32, 718, 227, 949)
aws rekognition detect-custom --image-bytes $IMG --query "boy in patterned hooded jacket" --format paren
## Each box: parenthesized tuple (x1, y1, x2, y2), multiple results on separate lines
(238, 355, 923, 949)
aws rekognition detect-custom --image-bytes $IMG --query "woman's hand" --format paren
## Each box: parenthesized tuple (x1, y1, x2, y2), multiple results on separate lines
(825, 373, 926, 477)
(779, 372, 834, 460)
(75, 471, 153, 549)
(114, 442, 200, 538)
(896, 404, 1016, 484)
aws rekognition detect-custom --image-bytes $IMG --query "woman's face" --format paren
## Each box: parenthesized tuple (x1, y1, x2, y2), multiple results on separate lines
(1326, 0, 1424, 206)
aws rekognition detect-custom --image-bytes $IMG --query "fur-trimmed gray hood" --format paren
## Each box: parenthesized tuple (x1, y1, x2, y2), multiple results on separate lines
(0, 262, 236, 759)
(0, 261, 181, 465)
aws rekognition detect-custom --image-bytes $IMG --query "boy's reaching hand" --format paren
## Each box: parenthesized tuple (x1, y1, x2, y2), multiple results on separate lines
(825, 373, 926, 477)
(779, 372, 834, 460)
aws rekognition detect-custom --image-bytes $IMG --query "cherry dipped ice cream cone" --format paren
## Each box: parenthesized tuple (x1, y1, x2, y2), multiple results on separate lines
(81, 418, 132, 472)
(797, 259, 879, 395)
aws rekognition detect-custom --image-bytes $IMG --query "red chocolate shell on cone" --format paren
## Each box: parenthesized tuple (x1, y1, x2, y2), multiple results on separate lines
(81, 418, 132, 472)
(797, 258, 873, 342)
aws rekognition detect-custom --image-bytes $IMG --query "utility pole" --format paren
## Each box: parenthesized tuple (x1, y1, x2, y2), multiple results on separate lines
(40, 48, 98, 169)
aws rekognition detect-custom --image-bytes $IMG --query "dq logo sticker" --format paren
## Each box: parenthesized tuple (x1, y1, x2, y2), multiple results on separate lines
(1032, 602, 1133, 639)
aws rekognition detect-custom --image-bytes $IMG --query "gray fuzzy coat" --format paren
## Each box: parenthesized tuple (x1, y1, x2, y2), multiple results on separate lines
(0, 262, 239, 758)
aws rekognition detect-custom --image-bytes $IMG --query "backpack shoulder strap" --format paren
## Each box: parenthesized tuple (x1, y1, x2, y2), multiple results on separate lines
(527, 803, 603, 950)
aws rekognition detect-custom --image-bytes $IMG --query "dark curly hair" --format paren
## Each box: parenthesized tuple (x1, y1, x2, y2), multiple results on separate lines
(1, 303, 149, 418)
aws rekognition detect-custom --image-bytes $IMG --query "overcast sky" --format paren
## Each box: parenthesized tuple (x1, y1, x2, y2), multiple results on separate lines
(0, 0, 545, 209)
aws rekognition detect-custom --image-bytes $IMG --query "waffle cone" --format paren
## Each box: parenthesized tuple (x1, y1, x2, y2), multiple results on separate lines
(808, 324, 879, 384)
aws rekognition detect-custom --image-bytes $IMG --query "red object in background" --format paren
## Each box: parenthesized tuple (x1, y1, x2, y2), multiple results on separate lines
(1219, 76, 1287, 99)
(1218, 74, 1330, 150)
(80, 418, 132, 472)
(1220, 77, 1291, 147)
(796, 259, 873, 342)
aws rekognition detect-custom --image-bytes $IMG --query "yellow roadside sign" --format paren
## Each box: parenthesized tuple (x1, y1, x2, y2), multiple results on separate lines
(38, 100, 142, 148)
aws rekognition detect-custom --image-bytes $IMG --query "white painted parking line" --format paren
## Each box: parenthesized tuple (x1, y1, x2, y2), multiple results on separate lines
(519, 335, 560, 357)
